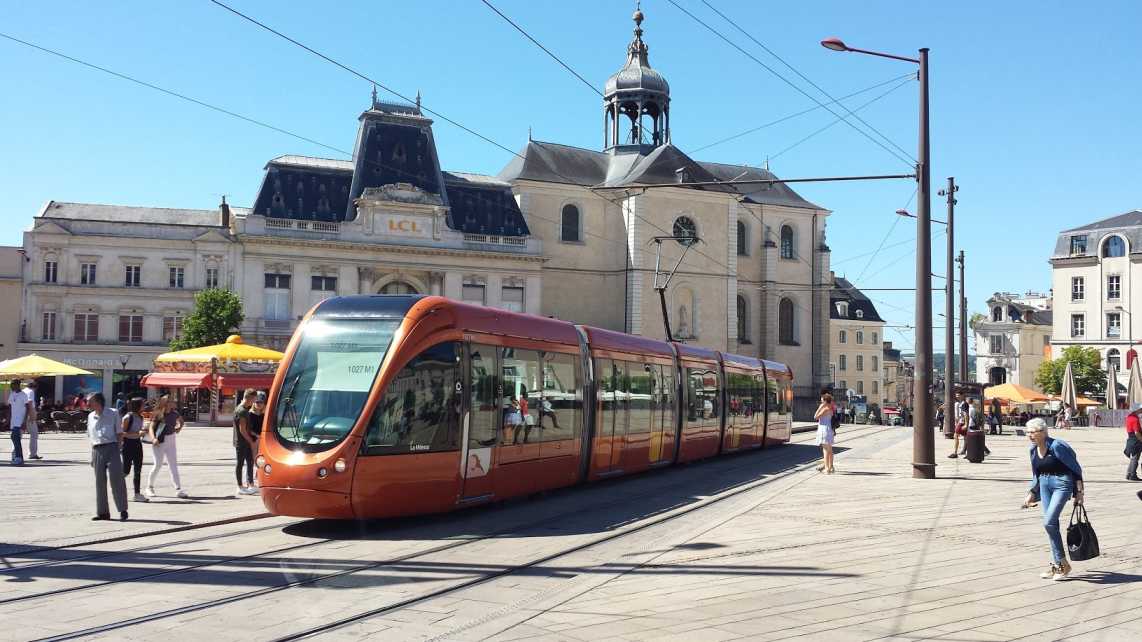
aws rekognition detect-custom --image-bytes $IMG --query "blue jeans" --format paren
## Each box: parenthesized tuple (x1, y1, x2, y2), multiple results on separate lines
(1039, 474, 1074, 563)
(9, 425, 23, 462)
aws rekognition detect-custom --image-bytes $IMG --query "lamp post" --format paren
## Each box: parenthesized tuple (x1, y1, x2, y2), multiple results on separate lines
(825, 37, 933, 478)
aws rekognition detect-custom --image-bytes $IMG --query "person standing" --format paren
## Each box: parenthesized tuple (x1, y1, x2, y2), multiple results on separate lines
(233, 389, 257, 496)
(1125, 403, 1142, 481)
(22, 381, 41, 460)
(87, 393, 128, 521)
(145, 395, 188, 499)
(245, 392, 267, 494)
(949, 393, 967, 458)
(814, 392, 836, 474)
(120, 398, 149, 502)
(6, 380, 31, 465)
(1021, 417, 1084, 580)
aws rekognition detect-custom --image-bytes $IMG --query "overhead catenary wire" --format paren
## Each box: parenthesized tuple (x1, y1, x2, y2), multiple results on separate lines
(664, 0, 915, 168)
(854, 186, 918, 283)
(698, 0, 916, 163)
(207, 0, 525, 161)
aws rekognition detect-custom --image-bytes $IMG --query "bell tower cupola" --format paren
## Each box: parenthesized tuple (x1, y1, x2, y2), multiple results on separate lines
(604, 5, 670, 152)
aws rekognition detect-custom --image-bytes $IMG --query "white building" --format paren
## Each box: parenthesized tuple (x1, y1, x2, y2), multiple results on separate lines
(1050, 209, 1142, 385)
(973, 291, 1052, 388)
(829, 276, 885, 404)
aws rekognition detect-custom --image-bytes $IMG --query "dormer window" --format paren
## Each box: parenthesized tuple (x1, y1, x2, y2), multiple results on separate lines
(992, 306, 1003, 322)
(392, 143, 407, 163)
(836, 301, 849, 317)
(855, 309, 864, 319)
(1070, 235, 1087, 255)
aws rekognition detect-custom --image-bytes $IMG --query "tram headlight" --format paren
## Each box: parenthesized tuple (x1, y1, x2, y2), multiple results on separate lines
(334, 458, 347, 473)
(317, 467, 328, 479)
(263, 463, 272, 475)
(256, 455, 266, 468)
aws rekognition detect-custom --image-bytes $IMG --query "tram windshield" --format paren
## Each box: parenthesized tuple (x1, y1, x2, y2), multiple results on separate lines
(274, 318, 399, 452)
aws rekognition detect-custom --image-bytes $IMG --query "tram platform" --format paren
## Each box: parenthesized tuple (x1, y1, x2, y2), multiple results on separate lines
(2, 423, 1139, 641)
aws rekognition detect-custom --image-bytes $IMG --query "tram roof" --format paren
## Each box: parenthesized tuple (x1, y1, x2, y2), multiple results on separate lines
(581, 326, 674, 358)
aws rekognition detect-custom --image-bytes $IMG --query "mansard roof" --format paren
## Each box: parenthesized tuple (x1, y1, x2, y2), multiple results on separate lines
(37, 201, 224, 227)
(498, 140, 821, 210)
(830, 276, 884, 323)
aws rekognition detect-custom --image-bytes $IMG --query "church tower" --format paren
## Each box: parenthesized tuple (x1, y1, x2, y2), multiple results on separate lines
(603, 6, 670, 151)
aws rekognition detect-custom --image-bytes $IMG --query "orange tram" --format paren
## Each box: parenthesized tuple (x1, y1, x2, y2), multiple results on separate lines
(257, 295, 794, 519)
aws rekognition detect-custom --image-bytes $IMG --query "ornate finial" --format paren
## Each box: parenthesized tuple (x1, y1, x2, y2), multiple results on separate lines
(633, 1, 643, 26)
(415, 89, 421, 110)
(528, 125, 533, 141)
(371, 84, 378, 109)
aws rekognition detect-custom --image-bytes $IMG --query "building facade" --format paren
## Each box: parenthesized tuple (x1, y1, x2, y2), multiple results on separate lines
(1050, 209, 1142, 388)
(882, 341, 902, 407)
(14, 8, 831, 414)
(973, 291, 1052, 388)
(0, 246, 25, 361)
(829, 276, 885, 403)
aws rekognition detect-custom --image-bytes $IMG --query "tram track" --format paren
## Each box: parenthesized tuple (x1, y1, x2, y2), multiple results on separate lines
(25, 425, 889, 641)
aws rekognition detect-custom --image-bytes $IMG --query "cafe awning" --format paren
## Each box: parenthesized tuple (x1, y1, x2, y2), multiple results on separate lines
(216, 373, 276, 389)
(154, 335, 283, 363)
(140, 372, 212, 388)
(984, 383, 1049, 404)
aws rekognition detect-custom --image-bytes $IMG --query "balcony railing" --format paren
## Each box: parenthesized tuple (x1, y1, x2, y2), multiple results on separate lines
(265, 218, 341, 233)
(463, 233, 526, 247)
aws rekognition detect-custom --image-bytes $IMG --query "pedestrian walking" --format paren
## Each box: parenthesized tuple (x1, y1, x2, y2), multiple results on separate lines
(6, 380, 31, 465)
(1056, 403, 1073, 430)
(87, 393, 128, 521)
(949, 393, 968, 458)
(233, 389, 258, 496)
(1125, 402, 1142, 481)
(145, 395, 188, 499)
(22, 381, 41, 460)
(120, 398, 149, 502)
(1021, 417, 1085, 580)
(814, 392, 836, 474)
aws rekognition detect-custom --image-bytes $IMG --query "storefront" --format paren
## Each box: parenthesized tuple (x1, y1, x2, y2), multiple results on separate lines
(16, 348, 163, 404)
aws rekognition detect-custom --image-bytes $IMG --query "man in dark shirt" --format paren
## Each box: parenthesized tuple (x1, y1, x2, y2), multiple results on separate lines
(233, 389, 257, 496)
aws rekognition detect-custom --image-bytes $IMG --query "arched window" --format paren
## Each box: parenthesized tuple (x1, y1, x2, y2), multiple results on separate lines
(838, 329, 847, 344)
(1008, 306, 1022, 322)
(989, 367, 1007, 385)
(380, 281, 418, 295)
(560, 204, 581, 243)
(856, 330, 864, 344)
(736, 221, 748, 256)
(673, 216, 698, 246)
(855, 309, 864, 319)
(839, 354, 847, 371)
(1103, 235, 1126, 258)
(856, 355, 864, 371)
(779, 298, 795, 345)
(1108, 348, 1121, 371)
(736, 295, 749, 342)
(780, 225, 794, 259)
(992, 306, 1002, 322)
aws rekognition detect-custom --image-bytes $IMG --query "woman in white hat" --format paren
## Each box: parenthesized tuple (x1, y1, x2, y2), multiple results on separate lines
(1021, 417, 1085, 580)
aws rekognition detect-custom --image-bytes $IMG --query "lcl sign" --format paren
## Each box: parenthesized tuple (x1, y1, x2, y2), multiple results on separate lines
(380, 214, 432, 239)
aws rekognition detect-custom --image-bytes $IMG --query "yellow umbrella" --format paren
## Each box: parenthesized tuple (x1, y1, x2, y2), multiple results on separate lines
(984, 382, 1049, 404)
(154, 335, 284, 363)
(0, 354, 93, 377)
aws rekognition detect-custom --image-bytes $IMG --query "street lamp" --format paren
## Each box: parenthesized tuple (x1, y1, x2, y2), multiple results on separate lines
(824, 36, 933, 479)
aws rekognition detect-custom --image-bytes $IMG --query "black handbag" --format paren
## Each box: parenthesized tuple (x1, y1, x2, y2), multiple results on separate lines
(1066, 505, 1100, 561)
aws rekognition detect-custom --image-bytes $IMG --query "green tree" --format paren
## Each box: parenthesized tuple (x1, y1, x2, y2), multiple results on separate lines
(968, 312, 986, 329)
(1035, 346, 1105, 396)
(169, 289, 244, 351)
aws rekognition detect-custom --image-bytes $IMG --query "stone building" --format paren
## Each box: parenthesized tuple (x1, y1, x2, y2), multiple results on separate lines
(974, 291, 1052, 388)
(0, 246, 25, 361)
(1050, 209, 1142, 390)
(882, 340, 903, 407)
(829, 276, 885, 403)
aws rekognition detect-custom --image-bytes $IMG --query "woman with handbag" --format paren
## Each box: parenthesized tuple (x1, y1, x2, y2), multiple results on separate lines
(1021, 417, 1084, 580)
(145, 395, 189, 499)
(813, 392, 836, 474)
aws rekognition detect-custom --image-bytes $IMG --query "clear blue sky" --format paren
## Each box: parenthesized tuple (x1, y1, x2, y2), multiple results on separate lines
(3, 0, 1141, 355)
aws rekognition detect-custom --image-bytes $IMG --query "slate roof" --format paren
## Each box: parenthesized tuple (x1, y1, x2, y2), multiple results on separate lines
(830, 277, 884, 322)
(1053, 209, 1142, 258)
(883, 345, 902, 361)
(498, 140, 822, 210)
(442, 173, 530, 236)
(251, 159, 354, 222)
(37, 202, 222, 227)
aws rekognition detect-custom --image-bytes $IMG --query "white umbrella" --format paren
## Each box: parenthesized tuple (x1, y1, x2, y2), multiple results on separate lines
(1127, 357, 1142, 409)
(1060, 361, 1078, 411)
(1106, 361, 1119, 410)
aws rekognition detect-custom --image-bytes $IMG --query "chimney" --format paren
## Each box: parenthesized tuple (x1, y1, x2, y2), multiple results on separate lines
(219, 196, 231, 228)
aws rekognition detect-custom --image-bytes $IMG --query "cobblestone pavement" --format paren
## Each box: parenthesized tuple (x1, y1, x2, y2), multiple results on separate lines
(2, 423, 1137, 641)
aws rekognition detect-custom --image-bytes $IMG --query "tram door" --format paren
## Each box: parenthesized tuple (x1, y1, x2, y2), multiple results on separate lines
(461, 343, 497, 502)
(597, 359, 628, 473)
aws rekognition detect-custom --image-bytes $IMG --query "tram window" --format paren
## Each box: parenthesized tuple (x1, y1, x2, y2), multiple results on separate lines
(628, 362, 654, 434)
(539, 351, 580, 443)
(362, 341, 461, 455)
(728, 372, 754, 427)
(754, 375, 766, 430)
(686, 367, 718, 428)
(500, 347, 541, 444)
(660, 364, 675, 434)
(469, 345, 499, 447)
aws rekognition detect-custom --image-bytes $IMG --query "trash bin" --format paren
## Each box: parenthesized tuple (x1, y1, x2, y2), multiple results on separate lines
(965, 429, 986, 463)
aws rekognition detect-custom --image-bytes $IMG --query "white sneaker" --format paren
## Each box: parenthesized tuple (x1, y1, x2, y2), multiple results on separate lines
(1040, 563, 1059, 579)
(145, 487, 156, 498)
(242, 486, 259, 495)
(176, 489, 189, 499)
(133, 493, 150, 503)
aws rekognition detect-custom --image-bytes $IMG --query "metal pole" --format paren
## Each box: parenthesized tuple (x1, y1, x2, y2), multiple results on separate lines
(913, 48, 935, 479)
(941, 177, 957, 440)
(959, 250, 968, 381)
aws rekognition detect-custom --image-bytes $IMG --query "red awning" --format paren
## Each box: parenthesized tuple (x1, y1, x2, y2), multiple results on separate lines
(141, 372, 212, 388)
(216, 373, 276, 390)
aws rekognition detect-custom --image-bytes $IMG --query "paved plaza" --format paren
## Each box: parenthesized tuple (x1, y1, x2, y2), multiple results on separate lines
(1, 423, 1140, 641)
